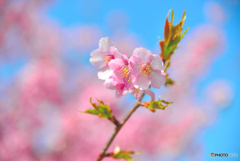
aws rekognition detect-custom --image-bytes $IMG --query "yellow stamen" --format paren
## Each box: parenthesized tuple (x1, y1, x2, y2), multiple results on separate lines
(118, 66, 130, 80)
(105, 56, 112, 63)
(140, 64, 152, 77)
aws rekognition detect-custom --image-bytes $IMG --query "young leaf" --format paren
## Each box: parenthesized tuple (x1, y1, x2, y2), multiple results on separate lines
(142, 97, 172, 112)
(164, 60, 171, 72)
(83, 97, 113, 120)
(180, 27, 189, 39)
(171, 9, 174, 23)
(160, 9, 189, 62)
(83, 108, 101, 115)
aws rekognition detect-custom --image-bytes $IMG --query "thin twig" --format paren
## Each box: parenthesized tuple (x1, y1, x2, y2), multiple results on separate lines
(96, 93, 145, 161)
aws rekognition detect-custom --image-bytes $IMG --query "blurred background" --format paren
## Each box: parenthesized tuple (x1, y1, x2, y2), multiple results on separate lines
(0, 0, 239, 161)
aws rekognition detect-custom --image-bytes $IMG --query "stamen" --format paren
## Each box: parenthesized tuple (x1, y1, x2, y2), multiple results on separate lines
(105, 54, 114, 64)
(118, 65, 131, 80)
(140, 64, 152, 77)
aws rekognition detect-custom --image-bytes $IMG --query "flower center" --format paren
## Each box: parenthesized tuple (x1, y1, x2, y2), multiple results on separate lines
(105, 54, 114, 64)
(132, 88, 141, 95)
(140, 64, 152, 77)
(118, 65, 131, 81)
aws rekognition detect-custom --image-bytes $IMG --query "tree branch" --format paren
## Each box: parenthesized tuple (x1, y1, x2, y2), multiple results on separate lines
(96, 93, 145, 161)
(108, 116, 121, 126)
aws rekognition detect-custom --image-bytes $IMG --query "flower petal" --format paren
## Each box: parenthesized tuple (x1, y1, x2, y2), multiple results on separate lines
(98, 66, 113, 80)
(123, 73, 133, 89)
(115, 84, 125, 98)
(108, 58, 125, 71)
(150, 70, 166, 89)
(104, 77, 117, 90)
(129, 55, 142, 76)
(144, 88, 155, 101)
(133, 73, 151, 90)
(146, 54, 153, 64)
(99, 37, 115, 53)
(150, 54, 165, 71)
(121, 54, 129, 65)
(89, 49, 106, 69)
(132, 48, 152, 64)
(110, 47, 121, 58)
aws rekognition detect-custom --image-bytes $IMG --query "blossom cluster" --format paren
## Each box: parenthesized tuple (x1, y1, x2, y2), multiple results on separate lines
(90, 37, 166, 100)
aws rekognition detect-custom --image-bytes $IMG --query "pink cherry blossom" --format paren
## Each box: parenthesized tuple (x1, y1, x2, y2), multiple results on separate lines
(108, 54, 133, 89)
(106, 55, 156, 100)
(129, 47, 166, 90)
(104, 76, 155, 100)
(90, 37, 121, 80)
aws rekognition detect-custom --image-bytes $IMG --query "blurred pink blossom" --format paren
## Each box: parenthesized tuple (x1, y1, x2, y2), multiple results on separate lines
(0, 1, 232, 161)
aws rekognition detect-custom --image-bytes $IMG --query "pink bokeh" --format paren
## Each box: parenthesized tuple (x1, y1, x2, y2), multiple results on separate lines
(0, 1, 232, 161)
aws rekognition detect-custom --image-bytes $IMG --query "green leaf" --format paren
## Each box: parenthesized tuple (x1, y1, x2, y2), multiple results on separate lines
(180, 27, 189, 39)
(83, 97, 113, 119)
(169, 36, 181, 48)
(114, 152, 133, 161)
(182, 9, 186, 24)
(83, 109, 100, 115)
(143, 97, 172, 112)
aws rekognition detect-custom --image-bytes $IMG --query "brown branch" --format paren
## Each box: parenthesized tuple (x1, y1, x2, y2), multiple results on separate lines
(96, 93, 145, 161)
(108, 116, 121, 127)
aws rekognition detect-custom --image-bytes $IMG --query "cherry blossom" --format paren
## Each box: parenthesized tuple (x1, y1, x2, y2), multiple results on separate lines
(90, 37, 121, 80)
(108, 54, 133, 89)
(129, 48, 166, 90)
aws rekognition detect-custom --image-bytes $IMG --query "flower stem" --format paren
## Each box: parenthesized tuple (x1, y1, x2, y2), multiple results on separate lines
(96, 93, 145, 161)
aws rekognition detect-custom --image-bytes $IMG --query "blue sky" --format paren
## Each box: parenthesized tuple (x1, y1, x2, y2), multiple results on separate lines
(46, 0, 240, 160)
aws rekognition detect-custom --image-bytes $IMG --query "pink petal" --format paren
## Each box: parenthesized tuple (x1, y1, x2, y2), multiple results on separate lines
(110, 47, 121, 58)
(144, 88, 155, 101)
(132, 48, 152, 64)
(150, 54, 165, 71)
(133, 73, 151, 90)
(123, 73, 133, 89)
(104, 77, 117, 90)
(121, 54, 129, 65)
(89, 49, 106, 69)
(112, 73, 124, 84)
(97, 66, 113, 80)
(150, 70, 166, 89)
(108, 58, 125, 71)
(115, 84, 125, 98)
(146, 54, 153, 64)
(129, 55, 142, 76)
(99, 37, 115, 53)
